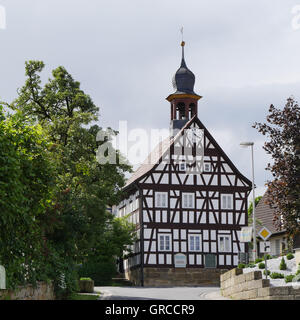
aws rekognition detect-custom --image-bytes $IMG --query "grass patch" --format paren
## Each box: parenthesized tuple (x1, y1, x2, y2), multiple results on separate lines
(66, 293, 100, 300)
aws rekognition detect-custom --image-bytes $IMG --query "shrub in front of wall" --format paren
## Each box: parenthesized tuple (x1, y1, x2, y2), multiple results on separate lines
(263, 270, 271, 276)
(285, 275, 295, 283)
(279, 257, 287, 270)
(258, 262, 265, 269)
(265, 254, 272, 260)
(286, 253, 294, 260)
(270, 272, 284, 279)
(77, 258, 117, 286)
(255, 258, 263, 264)
(238, 263, 245, 269)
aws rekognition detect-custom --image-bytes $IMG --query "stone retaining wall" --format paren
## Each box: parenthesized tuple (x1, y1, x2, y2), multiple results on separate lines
(0, 281, 55, 300)
(126, 267, 227, 287)
(221, 268, 300, 300)
(295, 249, 300, 267)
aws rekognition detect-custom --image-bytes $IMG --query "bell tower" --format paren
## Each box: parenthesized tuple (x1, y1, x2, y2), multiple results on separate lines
(166, 41, 202, 136)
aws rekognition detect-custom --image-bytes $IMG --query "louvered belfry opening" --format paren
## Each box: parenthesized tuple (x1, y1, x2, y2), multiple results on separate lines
(167, 41, 202, 135)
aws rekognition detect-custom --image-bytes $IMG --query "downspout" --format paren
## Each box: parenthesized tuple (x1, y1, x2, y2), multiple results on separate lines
(134, 183, 144, 287)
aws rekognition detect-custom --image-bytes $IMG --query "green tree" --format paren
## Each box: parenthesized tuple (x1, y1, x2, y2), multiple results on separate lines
(248, 196, 263, 225)
(2, 60, 133, 296)
(0, 106, 55, 288)
(253, 97, 300, 235)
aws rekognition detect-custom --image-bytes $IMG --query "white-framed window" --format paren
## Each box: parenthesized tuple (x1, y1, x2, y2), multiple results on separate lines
(218, 235, 231, 252)
(189, 235, 202, 251)
(119, 206, 126, 217)
(179, 162, 186, 172)
(129, 201, 133, 212)
(182, 193, 194, 209)
(221, 194, 233, 210)
(155, 192, 168, 208)
(204, 163, 211, 172)
(159, 234, 171, 251)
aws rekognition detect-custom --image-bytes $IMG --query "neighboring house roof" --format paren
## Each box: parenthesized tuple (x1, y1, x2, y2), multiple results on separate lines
(255, 192, 286, 236)
(124, 116, 252, 191)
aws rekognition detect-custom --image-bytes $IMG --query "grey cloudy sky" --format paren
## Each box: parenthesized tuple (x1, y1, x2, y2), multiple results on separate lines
(1, 0, 300, 197)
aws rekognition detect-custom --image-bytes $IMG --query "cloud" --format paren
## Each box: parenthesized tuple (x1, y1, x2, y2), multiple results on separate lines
(0, 0, 298, 194)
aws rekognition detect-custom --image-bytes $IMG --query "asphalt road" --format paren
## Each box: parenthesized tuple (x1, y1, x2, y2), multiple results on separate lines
(94, 286, 229, 300)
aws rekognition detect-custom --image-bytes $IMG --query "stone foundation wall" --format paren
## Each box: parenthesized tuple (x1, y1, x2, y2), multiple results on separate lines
(126, 267, 227, 287)
(221, 268, 300, 300)
(0, 281, 55, 300)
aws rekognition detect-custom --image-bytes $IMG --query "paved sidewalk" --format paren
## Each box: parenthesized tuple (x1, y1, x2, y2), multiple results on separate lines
(94, 286, 229, 300)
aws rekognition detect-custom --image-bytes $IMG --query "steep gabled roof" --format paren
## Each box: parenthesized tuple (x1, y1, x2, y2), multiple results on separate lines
(255, 192, 286, 236)
(124, 115, 252, 191)
(124, 117, 195, 190)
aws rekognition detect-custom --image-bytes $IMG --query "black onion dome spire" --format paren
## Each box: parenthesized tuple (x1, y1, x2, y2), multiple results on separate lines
(172, 41, 196, 95)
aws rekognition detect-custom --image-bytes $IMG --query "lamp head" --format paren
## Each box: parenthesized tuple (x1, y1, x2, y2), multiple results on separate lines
(240, 142, 254, 148)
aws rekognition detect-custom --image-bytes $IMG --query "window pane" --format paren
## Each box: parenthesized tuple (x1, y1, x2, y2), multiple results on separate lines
(228, 196, 232, 209)
(157, 194, 161, 206)
(225, 237, 230, 251)
(220, 236, 224, 252)
(189, 194, 193, 208)
(165, 236, 170, 250)
(190, 236, 194, 251)
(162, 194, 166, 207)
(160, 236, 164, 250)
(196, 237, 200, 251)
(184, 194, 187, 207)
(222, 196, 227, 209)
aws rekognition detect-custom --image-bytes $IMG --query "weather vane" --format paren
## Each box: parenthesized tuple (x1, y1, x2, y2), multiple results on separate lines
(180, 26, 185, 46)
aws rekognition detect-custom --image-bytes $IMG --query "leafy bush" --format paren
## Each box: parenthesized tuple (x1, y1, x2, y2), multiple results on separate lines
(285, 275, 295, 283)
(77, 258, 117, 286)
(255, 258, 263, 264)
(258, 262, 265, 269)
(263, 270, 271, 276)
(279, 257, 287, 270)
(245, 263, 256, 268)
(80, 277, 92, 281)
(265, 254, 272, 260)
(238, 263, 245, 269)
(286, 253, 294, 260)
(270, 272, 284, 279)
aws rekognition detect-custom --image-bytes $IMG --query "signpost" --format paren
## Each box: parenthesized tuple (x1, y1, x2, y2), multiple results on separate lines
(240, 227, 253, 243)
(239, 227, 253, 264)
(258, 227, 272, 279)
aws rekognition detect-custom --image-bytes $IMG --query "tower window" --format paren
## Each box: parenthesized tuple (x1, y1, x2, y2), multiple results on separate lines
(177, 102, 186, 120)
(189, 103, 196, 118)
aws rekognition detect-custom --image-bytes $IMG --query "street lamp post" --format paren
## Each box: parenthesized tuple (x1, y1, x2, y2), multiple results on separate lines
(240, 142, 257, 262)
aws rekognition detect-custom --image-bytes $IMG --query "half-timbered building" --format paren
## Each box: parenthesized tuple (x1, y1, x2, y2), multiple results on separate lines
(113, 41, 252, 286)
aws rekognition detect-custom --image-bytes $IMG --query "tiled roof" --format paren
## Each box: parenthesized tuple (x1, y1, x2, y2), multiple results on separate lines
(124, 136, 172, 188)
(255, 192, 286, 236)
(124, 117, 195, 189)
